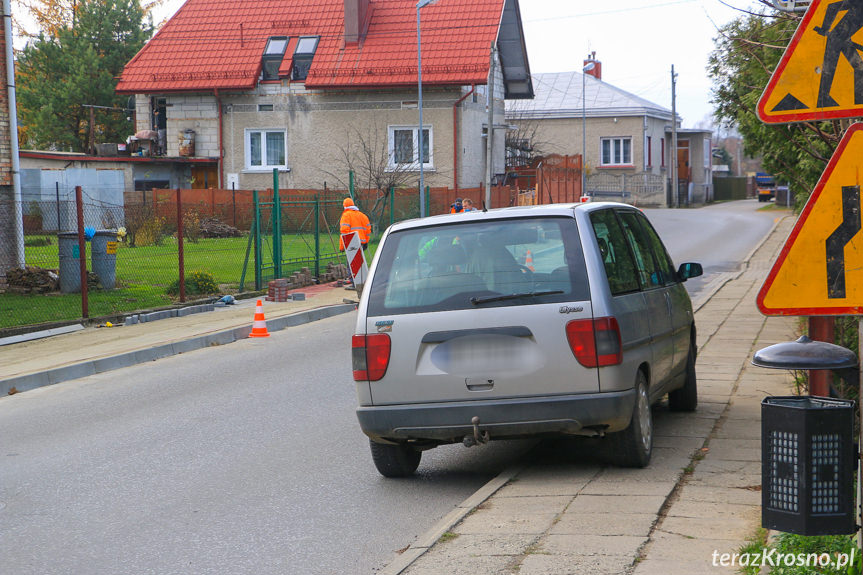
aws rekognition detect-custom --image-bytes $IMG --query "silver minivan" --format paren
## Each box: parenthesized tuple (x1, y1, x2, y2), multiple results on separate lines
(351, 203, 702, 476)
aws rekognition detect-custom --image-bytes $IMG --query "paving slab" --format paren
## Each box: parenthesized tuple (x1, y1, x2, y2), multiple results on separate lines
(688, 472, 763, 490)
(674, 484, 762, 506)
(666, 500, 761, 521)
(564, 495, 668, 515)
(495, 467, 601, 497)
(453, 511, 558, 536)
(539, 533, 644, 557)
(550, 512, 656, 537)
(403, 553, 516, 575)
(413, 533, 538, 558)
(633, 557, 737, 575)
(579, 478, 678, 497)
(518, 552, 634, 575)
(657, 516, 755, 540)
(644, 531, 745, 561)
(478, 495, 572, 515)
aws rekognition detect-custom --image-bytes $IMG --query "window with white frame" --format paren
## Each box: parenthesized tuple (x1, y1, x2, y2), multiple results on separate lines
(246, 129, 287, 170)
(600, 137, 632, 166)
(388, 126, 432, 169)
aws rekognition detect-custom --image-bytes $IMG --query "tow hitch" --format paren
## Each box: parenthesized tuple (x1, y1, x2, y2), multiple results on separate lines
(463, 416, 490, 447)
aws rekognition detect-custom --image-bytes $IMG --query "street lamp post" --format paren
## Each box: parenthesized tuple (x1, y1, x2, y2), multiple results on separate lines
(417, 0, 437, 218)
(582, 62, 595, 200)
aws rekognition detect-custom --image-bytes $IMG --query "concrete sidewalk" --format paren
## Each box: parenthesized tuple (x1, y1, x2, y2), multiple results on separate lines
(0, 283, 357, 396)
(383, 214, 798, 575)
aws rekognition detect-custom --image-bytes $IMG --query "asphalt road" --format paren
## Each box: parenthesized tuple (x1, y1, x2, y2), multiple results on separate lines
(0, 199, 780, 575)
(0, 314, 533, 575)
(644, 199, 779, 301)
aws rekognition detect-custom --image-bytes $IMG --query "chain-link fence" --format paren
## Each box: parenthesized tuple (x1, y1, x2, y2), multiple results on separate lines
(0, 182, 519, 333)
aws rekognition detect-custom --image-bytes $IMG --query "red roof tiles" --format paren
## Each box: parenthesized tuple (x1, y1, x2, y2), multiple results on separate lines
(116, 0, 506, 94)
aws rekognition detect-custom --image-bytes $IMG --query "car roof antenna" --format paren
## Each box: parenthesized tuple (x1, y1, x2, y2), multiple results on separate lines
(482, 200, 488, 213)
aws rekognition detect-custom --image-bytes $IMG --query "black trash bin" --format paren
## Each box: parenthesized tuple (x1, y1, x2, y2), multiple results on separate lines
(762, 396, 856, 535)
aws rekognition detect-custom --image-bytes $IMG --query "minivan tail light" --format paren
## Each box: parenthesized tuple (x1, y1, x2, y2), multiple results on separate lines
(565, 317, 622, 367)
(352, 334, 391, 381)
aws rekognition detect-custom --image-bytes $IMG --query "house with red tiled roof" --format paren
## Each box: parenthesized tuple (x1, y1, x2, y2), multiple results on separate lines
(116, 0, 533, 192)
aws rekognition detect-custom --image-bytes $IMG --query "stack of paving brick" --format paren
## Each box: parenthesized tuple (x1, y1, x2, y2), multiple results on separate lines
(319, 262, 349, 283)
(293, 267, 313, 287)
(267, 278, 290, 302)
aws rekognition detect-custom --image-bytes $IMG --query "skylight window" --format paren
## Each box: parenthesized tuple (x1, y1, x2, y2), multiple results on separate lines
(291, 36, 319, 82)
(261, 37, 289, 81)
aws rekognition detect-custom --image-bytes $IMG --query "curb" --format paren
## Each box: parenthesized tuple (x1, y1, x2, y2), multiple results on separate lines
(379, 213, 795, 575)
(379, 464, 526, 575)
(0, 303, 356, 397)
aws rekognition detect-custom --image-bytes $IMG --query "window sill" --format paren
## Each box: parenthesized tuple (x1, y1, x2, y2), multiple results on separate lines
(386, 166, 435, 173)
(243, 167, 291, 174)
(598, 164, 635, 169)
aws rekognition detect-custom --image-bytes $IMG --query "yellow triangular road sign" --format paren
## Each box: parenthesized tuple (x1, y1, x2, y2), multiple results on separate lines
(758, 0, 863, 123)
(758, 123, 863, 315)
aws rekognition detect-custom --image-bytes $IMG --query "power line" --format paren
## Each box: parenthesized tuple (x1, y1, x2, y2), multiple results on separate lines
(523, 0, 700, 23)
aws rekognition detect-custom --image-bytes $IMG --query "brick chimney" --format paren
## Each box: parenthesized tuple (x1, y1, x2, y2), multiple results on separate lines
(344, 0, 371, 44)
(583, 51, 602, 81)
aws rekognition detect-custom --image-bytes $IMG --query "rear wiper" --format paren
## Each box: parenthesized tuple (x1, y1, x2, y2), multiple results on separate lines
(470, 290, 564, 305)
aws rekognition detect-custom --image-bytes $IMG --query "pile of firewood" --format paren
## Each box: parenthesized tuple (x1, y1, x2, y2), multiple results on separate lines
(6, 266, 102, 294)
(200, 217, 243, 238)
(6, 266, 60, 294)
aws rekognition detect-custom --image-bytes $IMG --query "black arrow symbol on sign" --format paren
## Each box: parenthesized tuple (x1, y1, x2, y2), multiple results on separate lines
(826, 185, 861, 299)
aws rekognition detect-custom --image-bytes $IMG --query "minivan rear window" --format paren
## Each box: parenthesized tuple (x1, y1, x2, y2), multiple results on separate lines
(366, 217, 589, 316)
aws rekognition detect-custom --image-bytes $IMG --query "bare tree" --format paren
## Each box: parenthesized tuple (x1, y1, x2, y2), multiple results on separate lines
(505, 101, 552, 169)
(321, 121, 418, 232)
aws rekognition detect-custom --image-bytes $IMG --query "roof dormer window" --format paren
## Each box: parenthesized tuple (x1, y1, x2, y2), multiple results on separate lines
(291, 36, 319, 82)
(262, 37, 289, 81)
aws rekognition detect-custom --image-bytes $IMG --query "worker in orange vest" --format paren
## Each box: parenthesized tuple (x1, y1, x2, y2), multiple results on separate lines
(339, 197, 371, 251)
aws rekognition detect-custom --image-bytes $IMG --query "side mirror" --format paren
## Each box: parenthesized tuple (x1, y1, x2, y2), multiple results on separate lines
(677, 262, 703, 282)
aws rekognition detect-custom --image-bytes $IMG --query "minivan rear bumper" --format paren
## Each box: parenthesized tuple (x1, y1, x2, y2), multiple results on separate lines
(356, 389, 636, 443)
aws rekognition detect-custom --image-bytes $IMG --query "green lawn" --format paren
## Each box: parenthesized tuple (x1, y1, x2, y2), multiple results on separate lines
(3, 230, 370, 331)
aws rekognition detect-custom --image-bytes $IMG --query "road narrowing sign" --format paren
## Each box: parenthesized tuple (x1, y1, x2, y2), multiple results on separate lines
(757, 122, 863, 315)
(758, 0, 863, 123)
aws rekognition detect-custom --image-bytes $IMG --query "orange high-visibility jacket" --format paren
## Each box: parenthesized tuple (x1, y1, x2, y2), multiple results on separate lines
(339, 208, 371, 250)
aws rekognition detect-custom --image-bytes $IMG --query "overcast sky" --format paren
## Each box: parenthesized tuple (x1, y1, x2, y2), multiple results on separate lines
(150, 0, 764, 129)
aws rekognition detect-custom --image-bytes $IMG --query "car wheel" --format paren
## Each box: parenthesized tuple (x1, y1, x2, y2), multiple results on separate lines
(610, 371, 653, 468)
(369, 439, 421, 477)
(669, 340, 698, 412)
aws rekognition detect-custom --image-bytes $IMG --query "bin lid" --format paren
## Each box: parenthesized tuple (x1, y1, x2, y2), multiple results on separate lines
(762, 395, 855, 409)
(752, 336, 857, 370)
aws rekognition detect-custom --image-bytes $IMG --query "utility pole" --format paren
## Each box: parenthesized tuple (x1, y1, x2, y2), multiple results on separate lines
(485, 43, 496, 210)
(670, 65, 678, 208)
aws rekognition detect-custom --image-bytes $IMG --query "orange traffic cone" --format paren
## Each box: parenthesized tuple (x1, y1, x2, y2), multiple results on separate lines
(525, 250, 535, 272)
(249, 299, 270, 338)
